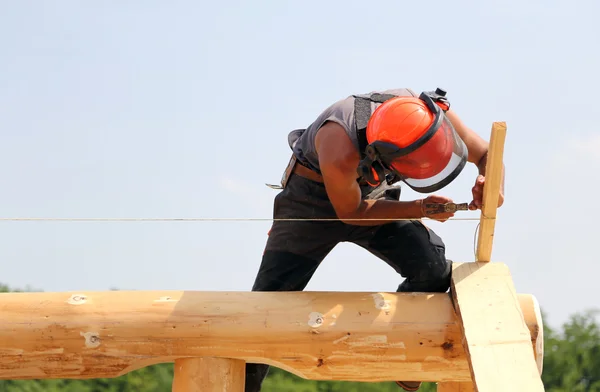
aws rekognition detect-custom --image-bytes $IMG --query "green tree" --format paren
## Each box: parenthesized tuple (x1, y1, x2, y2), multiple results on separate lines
(542, 309, 600, 391)
(261, 367, 437, 391)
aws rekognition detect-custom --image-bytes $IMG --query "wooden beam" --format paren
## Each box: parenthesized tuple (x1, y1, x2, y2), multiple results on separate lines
(450, 262, 545, 391)
(172, 357, 245, 392)
(437, 382, 475, 392)
(518, 291, 544, 375)
(476, 121, 506, 262)
(0, 286, 542, 383)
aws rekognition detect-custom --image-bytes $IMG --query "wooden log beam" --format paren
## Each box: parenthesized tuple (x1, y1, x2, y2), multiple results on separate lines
(437, 382, 475, 392)
(0, 282, 542, 383)
(451, 262, 545, 391)
(518, 290, 544, 375)
(476, 121, 506, 262)
(172, 357, 245, 392)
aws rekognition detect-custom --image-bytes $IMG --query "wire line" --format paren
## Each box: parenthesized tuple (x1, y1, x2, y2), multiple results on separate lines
(0, 216, 491, 222)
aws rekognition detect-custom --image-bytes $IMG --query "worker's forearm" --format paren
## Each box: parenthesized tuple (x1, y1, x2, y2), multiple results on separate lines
(477, 151, 488, 175)
(340, 199, 423, 226)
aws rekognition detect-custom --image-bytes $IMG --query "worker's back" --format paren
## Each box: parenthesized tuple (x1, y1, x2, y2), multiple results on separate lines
(288, 88, 417, 175)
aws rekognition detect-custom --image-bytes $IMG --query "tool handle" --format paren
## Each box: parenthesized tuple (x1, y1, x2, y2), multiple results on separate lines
(423, 202, 469, 214)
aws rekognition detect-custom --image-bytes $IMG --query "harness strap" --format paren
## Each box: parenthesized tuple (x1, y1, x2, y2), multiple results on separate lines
(353, 93, 398, 156)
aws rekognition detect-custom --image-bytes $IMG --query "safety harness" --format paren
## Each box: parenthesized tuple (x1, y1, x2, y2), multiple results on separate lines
(268, 88, 456, 191)
(353, 92, 399, 158)
(352, 92, 403, 186)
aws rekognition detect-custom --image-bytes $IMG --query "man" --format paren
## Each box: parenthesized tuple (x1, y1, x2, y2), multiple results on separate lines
(245, 87, 505, 391)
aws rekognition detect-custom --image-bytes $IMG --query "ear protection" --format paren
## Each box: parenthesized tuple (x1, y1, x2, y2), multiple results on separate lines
(356, 144, 391, 187)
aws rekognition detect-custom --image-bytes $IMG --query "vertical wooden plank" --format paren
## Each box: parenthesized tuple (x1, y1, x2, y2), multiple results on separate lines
(437, 382, 475, 392)
(172, 357, 245, 392)
(450, 262, 545, 391)
(476, 121, 506, 262)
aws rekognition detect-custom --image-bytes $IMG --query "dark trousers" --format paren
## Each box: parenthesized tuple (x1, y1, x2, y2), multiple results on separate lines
(245, 173, 451, 392)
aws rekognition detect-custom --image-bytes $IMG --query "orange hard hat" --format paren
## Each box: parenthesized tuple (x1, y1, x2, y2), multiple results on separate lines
(358, 89, 468, 193)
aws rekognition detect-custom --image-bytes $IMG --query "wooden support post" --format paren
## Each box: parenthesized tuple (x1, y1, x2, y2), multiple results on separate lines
(437, 382, 475, 392)
(450, 262, 544, 391)
(172, 357, 245, 392)
(476, 121, 506, 262)
(437, 295, 543, 392)
(450, 123, 544, 391)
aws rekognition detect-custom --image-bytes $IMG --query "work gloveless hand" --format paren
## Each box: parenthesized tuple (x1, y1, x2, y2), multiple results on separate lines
(468, 174, 505, 210)
(420, 194, 455, 222)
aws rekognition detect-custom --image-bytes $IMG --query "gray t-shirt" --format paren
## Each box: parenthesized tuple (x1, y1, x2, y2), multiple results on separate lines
(288, 88, 417, 174)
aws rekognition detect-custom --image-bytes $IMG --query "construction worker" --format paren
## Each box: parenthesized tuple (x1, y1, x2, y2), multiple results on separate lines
(245, 87, 505, 392)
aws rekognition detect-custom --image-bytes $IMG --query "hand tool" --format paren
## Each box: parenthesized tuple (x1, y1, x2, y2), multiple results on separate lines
(423, 202, 469, 215)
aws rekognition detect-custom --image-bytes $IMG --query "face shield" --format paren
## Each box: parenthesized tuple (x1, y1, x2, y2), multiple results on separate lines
(357, 90, 468, 193)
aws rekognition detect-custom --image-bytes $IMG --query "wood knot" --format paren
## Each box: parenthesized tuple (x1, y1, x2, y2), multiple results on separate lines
(442, 341, 453, 351)
(80, 331, 101, 348)
(317, 358, 324, 367)
(67, 294, 88, 305)
(308, 312, 324, 328)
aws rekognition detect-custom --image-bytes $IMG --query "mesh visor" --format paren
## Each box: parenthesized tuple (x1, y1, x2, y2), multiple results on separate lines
(388, 116, 468, 193)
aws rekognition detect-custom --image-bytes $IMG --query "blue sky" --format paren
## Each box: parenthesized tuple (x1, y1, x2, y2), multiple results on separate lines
(0, 0, 598, 329)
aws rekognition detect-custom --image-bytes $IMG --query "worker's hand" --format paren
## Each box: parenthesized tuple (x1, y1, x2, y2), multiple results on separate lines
(421, 194, 455, 222)
(468, 174, 505, 210)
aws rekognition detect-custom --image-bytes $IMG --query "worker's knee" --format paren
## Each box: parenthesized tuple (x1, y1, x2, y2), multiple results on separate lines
(399, 257, 452, 293)
(398, 254, 451, 293)
(399, 226, 451, 293)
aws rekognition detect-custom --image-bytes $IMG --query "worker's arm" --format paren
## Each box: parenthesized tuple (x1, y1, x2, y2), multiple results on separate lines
(445, 109, 505, 210)
(314, 121, 455, 226)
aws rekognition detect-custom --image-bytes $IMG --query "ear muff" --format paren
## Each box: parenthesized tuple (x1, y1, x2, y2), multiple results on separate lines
(357, 145, 387, 186)
(357, 160, 385, 186)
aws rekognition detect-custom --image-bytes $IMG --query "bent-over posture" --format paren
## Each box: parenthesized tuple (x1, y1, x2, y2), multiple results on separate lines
(245, 87, 505, 391)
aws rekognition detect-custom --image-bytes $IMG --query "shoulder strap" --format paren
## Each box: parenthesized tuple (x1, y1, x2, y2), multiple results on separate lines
(352, 93, 398, 156)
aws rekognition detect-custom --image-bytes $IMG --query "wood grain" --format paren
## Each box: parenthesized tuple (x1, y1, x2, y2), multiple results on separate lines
(172, 357, 244, 392)
(437, 382, 475, 392)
